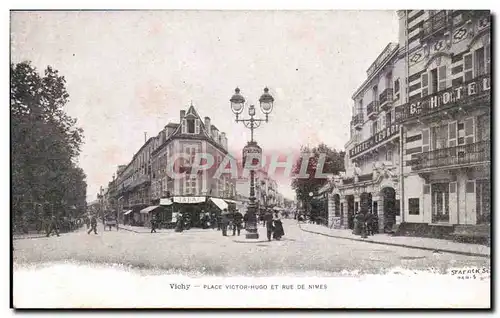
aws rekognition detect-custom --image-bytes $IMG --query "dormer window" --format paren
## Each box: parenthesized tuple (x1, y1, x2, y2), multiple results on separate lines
(187, 119, 195, 133)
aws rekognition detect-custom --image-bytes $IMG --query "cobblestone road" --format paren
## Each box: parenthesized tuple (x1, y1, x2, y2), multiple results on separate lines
(13, 219, 490, 275)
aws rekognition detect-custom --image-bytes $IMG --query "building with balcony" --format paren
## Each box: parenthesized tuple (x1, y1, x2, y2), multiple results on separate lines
(395, 10, 490, 233)
(336, 37, 406, 232)
(235, 169, 282, 214)
(106, 104, 237, 227)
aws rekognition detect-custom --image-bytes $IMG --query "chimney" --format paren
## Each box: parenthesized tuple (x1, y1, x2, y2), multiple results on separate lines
(180, 110, 186, 122)
(221, 132, 227, 149)
(204, 117, 211, 133)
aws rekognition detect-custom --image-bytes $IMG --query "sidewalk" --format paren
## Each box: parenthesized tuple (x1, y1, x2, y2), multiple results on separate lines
(117, 224, 212, 234)
(299, 223, 490, 258)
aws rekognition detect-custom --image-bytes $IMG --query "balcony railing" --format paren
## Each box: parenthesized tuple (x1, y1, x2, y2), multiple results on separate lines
(395, 75, 491, 123)
(379, 88, 393, 109)
(411, 140, 490, 171)
(422, 10, 449, 39)
(351, 113, 363, 130)
(367, 100, 380, 119)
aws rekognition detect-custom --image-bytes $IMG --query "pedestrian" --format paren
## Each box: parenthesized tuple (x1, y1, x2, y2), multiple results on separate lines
(175, 212, 184, 232)
(243, 211, 249, 229)
(85, 216, 90, 230)
(216, 211, 222, 231)
(46, 214, 60, 237)
(87, 214, 98, 235)
(366, 208, 374, 236)
(232, 209, 243, 236)
(151, 215, 158, 233)
(264, 210, 274, 241)
(272, 212, 285, 240)
(221, 209, 229, 236)
(210, 211, 217, 230)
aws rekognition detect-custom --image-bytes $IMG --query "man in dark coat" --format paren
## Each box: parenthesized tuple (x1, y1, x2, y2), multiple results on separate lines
(232, 209, 243, 236)
(46, 214, 60, 237)
(151, 215, 158, 233)
(87, 215, 98, 235)
(220, 209, 230, 236)
(264, 210, 274, 241)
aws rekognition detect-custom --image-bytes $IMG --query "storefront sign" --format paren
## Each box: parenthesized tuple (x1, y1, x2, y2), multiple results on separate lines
(349, 123, 400, 158)
(173, 196, 206, 204)
(398, 75, 491, 121)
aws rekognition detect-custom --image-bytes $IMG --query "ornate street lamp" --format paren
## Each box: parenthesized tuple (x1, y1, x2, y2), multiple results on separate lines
(230, 87, 274, 239)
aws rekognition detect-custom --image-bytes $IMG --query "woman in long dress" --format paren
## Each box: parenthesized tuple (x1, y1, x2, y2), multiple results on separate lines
(272, 212, 285, 240)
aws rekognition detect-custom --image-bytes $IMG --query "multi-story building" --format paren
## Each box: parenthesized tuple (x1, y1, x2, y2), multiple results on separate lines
(329, 10, 490, 237)
(106, 104, 237, 227)
(395, 10, 491, 233)
(333, 39, 406, 232)
(235, 169, 282, 213)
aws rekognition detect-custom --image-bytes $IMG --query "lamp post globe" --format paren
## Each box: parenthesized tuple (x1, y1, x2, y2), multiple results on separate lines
(230, 87, 245, 114)
(259, 87, 274, 114)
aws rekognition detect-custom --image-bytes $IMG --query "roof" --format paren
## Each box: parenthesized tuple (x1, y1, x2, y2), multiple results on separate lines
(165, 123, 179, 128)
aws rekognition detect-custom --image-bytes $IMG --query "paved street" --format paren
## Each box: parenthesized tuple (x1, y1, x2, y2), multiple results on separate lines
(13, 219, 490, 276)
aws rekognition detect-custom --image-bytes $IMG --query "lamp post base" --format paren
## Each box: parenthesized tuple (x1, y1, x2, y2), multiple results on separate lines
(245, 202, 259, 240)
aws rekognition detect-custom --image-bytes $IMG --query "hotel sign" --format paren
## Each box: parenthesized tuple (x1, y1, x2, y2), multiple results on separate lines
(349, 123, 400, 158)
(397, 75, 491, 122)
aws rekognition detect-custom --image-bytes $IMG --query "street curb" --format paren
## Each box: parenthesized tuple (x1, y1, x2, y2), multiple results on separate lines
(117, 226, 142, 234)
(299, 224, 490, 258)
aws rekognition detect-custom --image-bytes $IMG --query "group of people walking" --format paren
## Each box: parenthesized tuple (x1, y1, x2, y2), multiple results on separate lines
(259, 210, 285, 241)
(352, 208, 378, 238)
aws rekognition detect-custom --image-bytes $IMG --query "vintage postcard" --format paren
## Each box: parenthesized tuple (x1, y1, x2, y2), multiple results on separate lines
(10, 9, 491, 309)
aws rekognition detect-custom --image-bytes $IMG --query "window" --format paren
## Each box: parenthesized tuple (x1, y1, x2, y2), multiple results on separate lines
(463, 53, 473, 82)
(385, 73, 392, 89)
(421, 73, 429, 97)
(432, 125, 448, 150)
(475, 47, 485, 77)
(372, 121, 378, 136)
(372, 85, 378, 101)
(184, 145, 198, 164)
(394, 78, 400, 94)
(358, 99, 363, 114)
(386, 112, 392, 127)
(184, 176, 197, 195)
(409, 198, 420, 215)
(430, 68, 438, 94)
(386, 150, 393, 162)
(477, 114, 490, 141)
(187, 119, 195, 133)
(395, 199, 400, 216)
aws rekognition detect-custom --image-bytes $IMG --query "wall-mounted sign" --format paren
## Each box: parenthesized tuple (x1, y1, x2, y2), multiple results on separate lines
(397, 75, 491, 122)
(349, 123, 400, 158)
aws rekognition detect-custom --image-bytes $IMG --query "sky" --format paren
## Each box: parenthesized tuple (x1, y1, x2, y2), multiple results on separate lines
(10, 10, 399, 201)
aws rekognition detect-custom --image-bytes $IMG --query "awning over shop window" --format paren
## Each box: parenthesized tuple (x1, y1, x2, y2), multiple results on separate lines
(160, 198, 173, 206)
(224, 199, 238, 204)
(123, 210, 133, 215)
(140, 205, 160, 214)
(210, 198, 228, 210)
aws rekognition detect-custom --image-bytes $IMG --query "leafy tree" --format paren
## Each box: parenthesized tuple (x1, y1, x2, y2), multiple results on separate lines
(11, 61, 86, 229)
(291, 143, 344, 212)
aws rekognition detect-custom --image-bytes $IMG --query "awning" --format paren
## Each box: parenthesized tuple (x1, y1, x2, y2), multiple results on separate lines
(160, 198, 173, 206)
(123, 210, 133, 215)
(140, 205, 160, 214)
(224, 199, 238, 204)
(210, 198, 228, 211)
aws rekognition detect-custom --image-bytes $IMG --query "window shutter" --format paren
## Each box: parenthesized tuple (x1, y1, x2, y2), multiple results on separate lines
(485, 44, 491, 74)
(421, 73, 429, 97)
(438, 65, 447, 91)
(463, 53, 473, 82)
(448, 121, 457, 147)
(449, 182, 457, 193)
(465, 117, 475, 144)
(195, 119, 200, 134)
(422, 128, 430, 152)
(181, 119, 187, 134)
